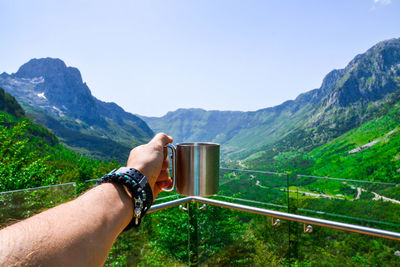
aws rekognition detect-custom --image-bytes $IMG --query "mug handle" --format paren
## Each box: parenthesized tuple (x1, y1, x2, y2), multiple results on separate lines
(162, 144, 176, 192)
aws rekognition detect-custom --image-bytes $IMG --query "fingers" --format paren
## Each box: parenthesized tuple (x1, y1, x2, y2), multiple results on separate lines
(153, 177, 173, 201)
(151, 132, 173, 147)
(153, 169, 173, 200)
(161, 153, 170, 170)
(155, 170, 172, 190)
(155, 178, 173, 193)
(157, 169, 170, 182)
(156, 178, 172, 189)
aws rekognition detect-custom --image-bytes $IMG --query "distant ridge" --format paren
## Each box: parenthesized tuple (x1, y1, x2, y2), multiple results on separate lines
(142, 38, 400, 158)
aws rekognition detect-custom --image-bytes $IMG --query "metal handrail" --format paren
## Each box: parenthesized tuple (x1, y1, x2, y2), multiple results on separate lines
(148, 197, 192, 213)
(149, 196, 400, 241)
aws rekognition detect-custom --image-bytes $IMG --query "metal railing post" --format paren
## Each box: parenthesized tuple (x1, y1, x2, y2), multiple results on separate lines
(188, 201, 199, 267)
(287, 173, 299, 263)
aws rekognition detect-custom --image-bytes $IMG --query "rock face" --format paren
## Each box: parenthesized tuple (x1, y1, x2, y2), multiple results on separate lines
(0, 58, 153, 161)
(12, 58, 99, 124)
(142, 38, 400, 158)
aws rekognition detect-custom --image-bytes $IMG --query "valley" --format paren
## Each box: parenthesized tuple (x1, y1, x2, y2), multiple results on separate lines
(1, 37, 400, 266)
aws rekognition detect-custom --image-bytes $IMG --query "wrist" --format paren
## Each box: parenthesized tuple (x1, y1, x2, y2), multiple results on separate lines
(97, 167, 154, 230)
(126, 164, 157, 195)
(80, 183, 133, 234)
(102, 183, 133, 217)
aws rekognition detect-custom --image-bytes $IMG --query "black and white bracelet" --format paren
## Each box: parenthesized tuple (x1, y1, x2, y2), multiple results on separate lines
(97, 167, 153, 231)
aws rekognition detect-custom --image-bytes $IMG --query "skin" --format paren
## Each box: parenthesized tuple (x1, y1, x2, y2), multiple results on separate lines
(0, 133, 173, 267)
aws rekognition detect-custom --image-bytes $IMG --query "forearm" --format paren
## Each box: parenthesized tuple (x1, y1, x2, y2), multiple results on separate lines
(0, 183, 133, 267)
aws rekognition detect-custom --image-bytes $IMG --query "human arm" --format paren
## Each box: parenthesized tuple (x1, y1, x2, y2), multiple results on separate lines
(0, 133, 173, 267)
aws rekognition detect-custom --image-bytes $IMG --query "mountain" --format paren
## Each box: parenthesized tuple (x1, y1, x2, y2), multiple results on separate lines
(141, 108, 245, 144)
(0, 87, 117, 192)
(142, 38, 400, 160)
(0, 58, 153, 162)
(140, 69, 347, 157)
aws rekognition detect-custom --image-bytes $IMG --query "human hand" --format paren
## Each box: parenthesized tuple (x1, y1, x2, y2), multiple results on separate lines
(127, 133, 173, 200)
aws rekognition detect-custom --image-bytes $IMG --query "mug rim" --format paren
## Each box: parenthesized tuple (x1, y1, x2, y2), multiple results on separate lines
(177, 142, 219, 147)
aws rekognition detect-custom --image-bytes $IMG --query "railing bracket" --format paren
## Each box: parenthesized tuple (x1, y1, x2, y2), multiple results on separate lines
(179, 203, 188, 211)
(197, 203, 207, 210)
(304, 224, 313, 234)
(271, 218, 281, 227)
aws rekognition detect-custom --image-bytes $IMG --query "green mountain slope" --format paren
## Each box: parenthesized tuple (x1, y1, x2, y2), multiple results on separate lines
(0, 87, 25, 119)
(21, 103, 134, 162)
(308, 100, 400, 182)
(0, 87, 117, 191)
(246, 95, 400, 182)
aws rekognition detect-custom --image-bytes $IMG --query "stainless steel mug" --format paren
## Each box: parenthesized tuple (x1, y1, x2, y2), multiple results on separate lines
(163, 142, 220, 196)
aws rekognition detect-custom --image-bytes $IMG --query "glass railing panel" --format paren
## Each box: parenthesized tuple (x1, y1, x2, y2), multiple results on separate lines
(0, 182, 189, 266)
(0, 183, 77, 227)
(217, 168, 289, 212)
(293, 175, 400, 232)
(84, 176, 187, 264)
(153, 191, 185, 205)
(105, 205, 189, 266)
(292, 174, 400, 265)
(189, 168, 291, 265)
(195, 204, 290, 266)
(295, 221, 400, 266)
(5, 171, 400, 265)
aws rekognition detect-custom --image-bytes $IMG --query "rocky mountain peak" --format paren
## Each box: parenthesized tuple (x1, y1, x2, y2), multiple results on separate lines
(15, 58, 67, 79)
(0, 58, 153, 161)
(8, 58, 98, 123)
(321, 38, 400, 109)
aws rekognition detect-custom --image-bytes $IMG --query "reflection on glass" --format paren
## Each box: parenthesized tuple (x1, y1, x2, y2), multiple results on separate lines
(217, 168, 289, 212)
(0, 183, 76, 226)
(1, 169, 400, 265)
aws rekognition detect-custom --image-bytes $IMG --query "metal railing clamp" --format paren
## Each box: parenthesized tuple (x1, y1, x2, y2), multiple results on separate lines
(179, 203, 188, 211)
(304, 224, 313, 234)
(272, 218, 281, 227)
(197, 203, 207, 210)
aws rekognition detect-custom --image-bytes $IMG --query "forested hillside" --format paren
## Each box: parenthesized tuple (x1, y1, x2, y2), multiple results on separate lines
(246, 94, 400, 182)
(0, 87, 25, 119)
(0, 87, 118, 191)
(309, 99, 400, 181)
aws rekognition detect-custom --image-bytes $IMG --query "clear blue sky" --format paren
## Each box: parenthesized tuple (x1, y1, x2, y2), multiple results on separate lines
(0, 0, 399, 116)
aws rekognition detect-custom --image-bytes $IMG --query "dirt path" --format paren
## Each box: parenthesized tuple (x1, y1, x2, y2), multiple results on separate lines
(280, 189, 345, 200)
(350, 185, 400, 204)
(371, 192, 400, 204)
(238, 160, 247, 169)
(350, 186, 363, 200)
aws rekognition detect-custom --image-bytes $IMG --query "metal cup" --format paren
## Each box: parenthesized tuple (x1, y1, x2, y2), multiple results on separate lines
(163, 142, 220, 196)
